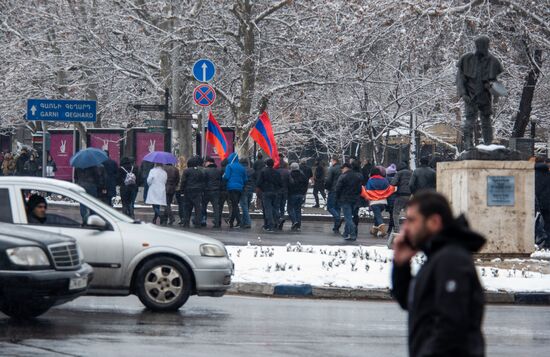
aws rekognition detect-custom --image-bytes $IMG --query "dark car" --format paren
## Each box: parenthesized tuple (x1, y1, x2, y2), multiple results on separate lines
(0, 223, 93, 318)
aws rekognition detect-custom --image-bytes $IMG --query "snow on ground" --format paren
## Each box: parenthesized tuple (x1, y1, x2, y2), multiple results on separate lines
(228, 244, 550, 293)
(476, 144, 507, 152)
(531, 249, 550, 260)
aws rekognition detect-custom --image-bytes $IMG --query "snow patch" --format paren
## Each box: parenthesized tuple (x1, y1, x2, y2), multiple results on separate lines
(476, 144, 506, 152)
(228, 244, 550, 293)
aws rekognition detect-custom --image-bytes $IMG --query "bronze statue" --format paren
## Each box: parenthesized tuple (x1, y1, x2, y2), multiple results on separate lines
(456, 36, 504, 150)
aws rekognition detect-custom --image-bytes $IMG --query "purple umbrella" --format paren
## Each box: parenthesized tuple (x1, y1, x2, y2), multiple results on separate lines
(143, 151, 177, 165)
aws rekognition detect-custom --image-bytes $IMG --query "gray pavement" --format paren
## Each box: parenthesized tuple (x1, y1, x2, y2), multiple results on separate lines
(1, 295, 549, 356)
(176, 220, 385, 246)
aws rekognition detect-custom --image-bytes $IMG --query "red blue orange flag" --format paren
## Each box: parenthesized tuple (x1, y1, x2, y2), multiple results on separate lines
(250, 111, 279, 167)
(206, 111, 229, 160)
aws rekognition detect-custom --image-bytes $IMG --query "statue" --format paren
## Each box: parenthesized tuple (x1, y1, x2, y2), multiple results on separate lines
(456, 36, 504, 150)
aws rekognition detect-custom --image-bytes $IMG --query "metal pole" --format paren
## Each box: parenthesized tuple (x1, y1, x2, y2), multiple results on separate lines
(201, 108, 208, 158)
(72, 124, 76, 182)
(41, 121, 47, 177)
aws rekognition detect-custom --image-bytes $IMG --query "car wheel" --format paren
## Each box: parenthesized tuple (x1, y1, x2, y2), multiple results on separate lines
(0, 304, 52, 318)
(135, 257, 192, 312)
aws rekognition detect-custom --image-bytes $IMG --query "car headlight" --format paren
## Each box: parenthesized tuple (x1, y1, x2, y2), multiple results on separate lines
(200, 244, 226, 257)
(6, 247, 50, 267)
(77, 245, 85, 263)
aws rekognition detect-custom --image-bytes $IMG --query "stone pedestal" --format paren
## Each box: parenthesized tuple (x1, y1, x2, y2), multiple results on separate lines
(437, 160, 534, 255)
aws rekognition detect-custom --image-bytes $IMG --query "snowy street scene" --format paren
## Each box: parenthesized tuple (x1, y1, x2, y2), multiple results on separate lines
(1, 1, 550, 356)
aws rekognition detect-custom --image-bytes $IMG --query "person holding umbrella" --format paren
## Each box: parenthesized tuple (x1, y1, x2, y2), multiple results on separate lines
(71, 147, 108, 220)
(142, 151, 176, 224)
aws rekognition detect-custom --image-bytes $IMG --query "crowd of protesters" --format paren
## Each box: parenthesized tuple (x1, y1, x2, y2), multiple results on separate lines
(124, 152, 438, 240)
(0, 148, 57, 177)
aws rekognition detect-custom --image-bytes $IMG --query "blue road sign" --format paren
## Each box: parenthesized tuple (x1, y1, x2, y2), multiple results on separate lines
(193, 84, 216, 107)
(192, 59, 216, 82)
(27, 99, 97, 122)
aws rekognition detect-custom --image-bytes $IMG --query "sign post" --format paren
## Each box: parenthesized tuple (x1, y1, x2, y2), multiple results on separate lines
(26, 98, 97, 178)
(192, 58, 216, 158)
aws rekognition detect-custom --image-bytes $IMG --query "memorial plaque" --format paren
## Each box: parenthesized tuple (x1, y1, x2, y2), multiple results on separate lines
(487, 176, 515, 206)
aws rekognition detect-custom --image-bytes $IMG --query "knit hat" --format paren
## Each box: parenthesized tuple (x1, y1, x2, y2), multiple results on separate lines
(290, 162, 300, 171)
(27, 194, 47, 212)
(386, 164, 397, 175)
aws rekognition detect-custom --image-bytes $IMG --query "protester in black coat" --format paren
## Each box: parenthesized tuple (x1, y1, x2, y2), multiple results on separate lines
(335, 163, 363, 240)
(409, 157, 437, 194)
(312, 160, 326, 208)
(299, 159, 313, 180)
(16, 149, 30, 176)
(535, 161, 550, 247)
(101, 151, 119, 206)
(287, 163, 309, 231)
(179, 156, 205, 228)
(118, 157, 139, 218)
(256, 159, 282, 232)
(202, 157, 222, 228)
(392, 192, 485, 357)
(391, 162, 412, 233)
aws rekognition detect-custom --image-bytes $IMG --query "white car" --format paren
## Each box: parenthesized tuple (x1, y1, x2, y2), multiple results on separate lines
(0, 177, 233, 311)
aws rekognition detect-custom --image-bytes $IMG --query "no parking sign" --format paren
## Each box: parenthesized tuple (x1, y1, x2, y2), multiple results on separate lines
(193, 84, 216, 107)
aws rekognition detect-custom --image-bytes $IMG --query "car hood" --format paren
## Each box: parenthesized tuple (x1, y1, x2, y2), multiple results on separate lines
(0, 223, 74, 246)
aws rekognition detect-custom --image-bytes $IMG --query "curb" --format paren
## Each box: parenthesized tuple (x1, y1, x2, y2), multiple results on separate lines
(227, 282, 550, 305)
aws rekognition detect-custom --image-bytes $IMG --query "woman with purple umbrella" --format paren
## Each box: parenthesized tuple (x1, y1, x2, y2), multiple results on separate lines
(143, 152, 175, 224)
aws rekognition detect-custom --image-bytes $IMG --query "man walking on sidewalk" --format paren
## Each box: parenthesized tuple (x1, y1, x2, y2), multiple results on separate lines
(202, 157, 222, 228)
(392, 191, 486, 357)
(391, 162, 412, 234)
(287, 162, 309, 231)
(325, 155, 342, 234)
(256, 158, 282, 232)
(335, 163, 362, 241)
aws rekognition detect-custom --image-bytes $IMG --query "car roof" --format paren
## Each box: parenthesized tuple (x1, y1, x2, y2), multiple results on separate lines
(0, 177, 86, 193)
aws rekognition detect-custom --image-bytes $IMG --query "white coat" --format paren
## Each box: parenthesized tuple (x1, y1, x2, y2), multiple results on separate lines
(145, 166, 167, 206)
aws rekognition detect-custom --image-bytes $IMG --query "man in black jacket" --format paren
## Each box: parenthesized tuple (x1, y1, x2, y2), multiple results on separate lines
(391, 162, 412, 233)
(325, 156, 342, 233)
(202, 157, 222, 228)
(409, 157, 436, 194)
(288, 162, 309, 231)
(334, 163, 363, 241)
(392, 191, 485, 357)
(256, 158, 282, 232)
(179, 156, 205, 228)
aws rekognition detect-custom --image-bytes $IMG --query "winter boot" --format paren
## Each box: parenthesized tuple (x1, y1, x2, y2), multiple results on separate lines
(370, 225, 379, 236)
(377, 224, 387, 237)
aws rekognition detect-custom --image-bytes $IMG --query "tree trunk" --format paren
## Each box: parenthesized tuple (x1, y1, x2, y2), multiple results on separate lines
(511, 49, 542, 138)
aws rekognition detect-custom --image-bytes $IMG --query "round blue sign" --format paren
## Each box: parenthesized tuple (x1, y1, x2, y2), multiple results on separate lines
(192, 59, 216, 83)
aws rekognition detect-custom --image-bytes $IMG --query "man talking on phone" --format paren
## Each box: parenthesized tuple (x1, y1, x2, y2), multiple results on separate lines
(392, 191, 486, 357)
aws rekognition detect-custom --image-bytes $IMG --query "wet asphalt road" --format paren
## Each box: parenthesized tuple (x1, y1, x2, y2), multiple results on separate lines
(172, 220, 384, 247)
(1, 295, 549, 357)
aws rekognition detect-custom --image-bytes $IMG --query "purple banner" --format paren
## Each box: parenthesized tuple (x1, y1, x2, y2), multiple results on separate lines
(50, 133, 74, 181)
(136, 132, 165, 166)
(89, 132, 122, 164)
(205, 129, 235, 167)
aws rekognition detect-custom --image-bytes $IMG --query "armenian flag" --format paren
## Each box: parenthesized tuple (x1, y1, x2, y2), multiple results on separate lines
(250, 111, 279, 167)
(206, 111, 229, 160)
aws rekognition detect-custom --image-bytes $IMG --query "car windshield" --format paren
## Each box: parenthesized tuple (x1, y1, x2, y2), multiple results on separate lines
(79, 191, 135, 223)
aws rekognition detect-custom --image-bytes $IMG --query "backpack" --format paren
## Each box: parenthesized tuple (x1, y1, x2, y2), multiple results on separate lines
(122, 166, 136, 186)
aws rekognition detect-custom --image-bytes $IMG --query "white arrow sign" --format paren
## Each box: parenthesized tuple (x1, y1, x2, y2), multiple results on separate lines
(202, 63, 207, 82)
(31, 105, 37, 116)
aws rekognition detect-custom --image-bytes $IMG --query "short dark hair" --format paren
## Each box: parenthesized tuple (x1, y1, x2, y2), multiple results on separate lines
(341, 163, 351, 169)
(265, 158, 275, 167)
(420, 156, 430, 165)
(205, 156, 215, 163)
(407, 191, 454, 227)
(331, 155, 339, 162)
(370, 167, 381, 176)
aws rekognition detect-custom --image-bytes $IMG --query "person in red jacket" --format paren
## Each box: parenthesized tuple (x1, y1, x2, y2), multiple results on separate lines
(362, 167, 396, 237)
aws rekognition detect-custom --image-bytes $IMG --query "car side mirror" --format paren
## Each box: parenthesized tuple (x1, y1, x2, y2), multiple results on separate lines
(86, 215, 108, 230)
